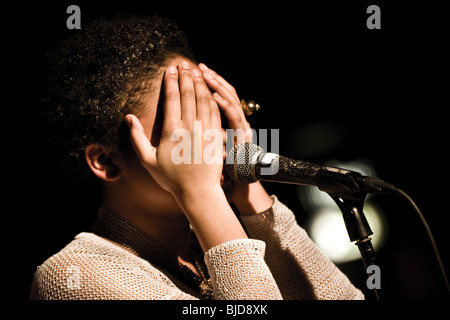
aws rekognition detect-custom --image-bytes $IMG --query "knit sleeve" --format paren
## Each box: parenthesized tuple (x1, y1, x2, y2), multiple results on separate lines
(29, 233, 197, 300)
(240, 196, 364, 300)
(204, 238, 283, 300)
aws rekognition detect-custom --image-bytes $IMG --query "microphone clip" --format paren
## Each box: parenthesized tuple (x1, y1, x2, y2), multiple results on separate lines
(317, 167, 381, 299)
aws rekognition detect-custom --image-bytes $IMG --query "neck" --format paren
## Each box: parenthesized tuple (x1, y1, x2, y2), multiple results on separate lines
(101, 191, 193, 261)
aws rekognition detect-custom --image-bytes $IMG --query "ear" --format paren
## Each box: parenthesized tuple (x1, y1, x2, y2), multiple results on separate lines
(85, 144, 122, 182)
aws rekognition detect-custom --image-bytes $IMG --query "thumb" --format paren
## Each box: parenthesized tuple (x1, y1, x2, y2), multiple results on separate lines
(125, 114, 157, 168)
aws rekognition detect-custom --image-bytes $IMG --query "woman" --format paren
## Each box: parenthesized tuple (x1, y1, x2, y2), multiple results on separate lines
(30, 15, 363, 300)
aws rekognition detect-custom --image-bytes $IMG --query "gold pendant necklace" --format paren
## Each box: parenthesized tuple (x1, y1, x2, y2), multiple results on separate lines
(178, 257, 214, 300)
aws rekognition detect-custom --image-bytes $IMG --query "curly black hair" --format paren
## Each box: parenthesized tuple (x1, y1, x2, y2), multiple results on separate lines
(41, 15, 195, 190)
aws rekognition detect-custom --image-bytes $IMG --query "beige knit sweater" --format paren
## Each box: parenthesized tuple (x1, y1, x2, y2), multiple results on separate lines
(30, 196, 364, 300)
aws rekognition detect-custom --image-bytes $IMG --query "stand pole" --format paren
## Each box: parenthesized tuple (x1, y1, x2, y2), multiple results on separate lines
(356, 237, 381, 300)
(332, 197, 382, 300)
(316, 168, 382, 299)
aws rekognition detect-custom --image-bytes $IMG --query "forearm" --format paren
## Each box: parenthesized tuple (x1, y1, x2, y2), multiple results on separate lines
(241, 196, 364, 300)
(176, 187, 282, 300)
(204, 238, 282, 300)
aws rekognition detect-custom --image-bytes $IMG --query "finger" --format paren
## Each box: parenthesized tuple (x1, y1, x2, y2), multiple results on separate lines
(210, 94, 222, 129)
(199, 63, 238, 99)
(125, 114, 156, 168)
(202, 71, 243, 125)
(178, 61, 196, 124)
(201, 71, 240, 108)
(213, 92, 251, 133)
(199, 64, 251, 133)
(191, 68, 212, 126)
(163, 65, 182, 127)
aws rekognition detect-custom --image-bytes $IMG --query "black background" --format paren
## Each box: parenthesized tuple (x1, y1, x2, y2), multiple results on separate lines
(9, 0, 449, 303)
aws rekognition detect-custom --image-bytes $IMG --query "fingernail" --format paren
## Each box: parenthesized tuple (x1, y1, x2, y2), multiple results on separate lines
(125, 115, 133, 128)
(181, 60, 190, 69)
(198, 63, 209, 71)
(191, 68, 201, 77)
(167, 65, 177, 74)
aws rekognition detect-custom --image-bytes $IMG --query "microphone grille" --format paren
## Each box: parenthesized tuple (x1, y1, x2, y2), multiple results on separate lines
(225, 143, 263, 184)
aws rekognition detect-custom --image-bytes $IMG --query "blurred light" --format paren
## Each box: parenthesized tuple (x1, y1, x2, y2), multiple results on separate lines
(306, 202, 387, 263)
(297, 158, 389, 263)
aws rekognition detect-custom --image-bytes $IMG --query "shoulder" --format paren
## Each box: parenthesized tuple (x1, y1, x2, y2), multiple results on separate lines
(30, 233, 180, 299)
(34, 232, 146, 271)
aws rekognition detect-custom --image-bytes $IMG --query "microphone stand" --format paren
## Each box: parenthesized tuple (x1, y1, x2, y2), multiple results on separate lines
(316, 169, 382, 300)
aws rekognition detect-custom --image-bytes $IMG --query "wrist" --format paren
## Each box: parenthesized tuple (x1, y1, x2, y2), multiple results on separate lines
(232, 182, 274, 216)
(174, 184, 225, 206)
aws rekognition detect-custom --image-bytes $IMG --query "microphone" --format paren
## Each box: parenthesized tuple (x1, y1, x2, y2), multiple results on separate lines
(225, 143, 395, 195)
